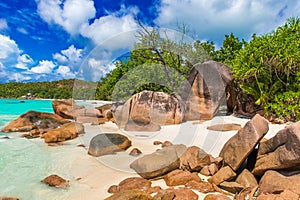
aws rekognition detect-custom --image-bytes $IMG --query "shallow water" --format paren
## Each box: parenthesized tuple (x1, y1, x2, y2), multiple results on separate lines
(0, 99, 66, 199)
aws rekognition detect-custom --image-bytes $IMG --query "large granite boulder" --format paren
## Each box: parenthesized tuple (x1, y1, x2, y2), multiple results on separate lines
(88, 133, 131, 157)
(258, 170, 300, 196)
(1, 111, 69, 132)
(253, 121, 300, 176)
(42, 122, 84, 143)
(112, 91, 184, 130)
(52, 99, 83, 119)
(130, 144, 187, 179)
(178, 61, 233, 121)
(219, 114, 269, 171)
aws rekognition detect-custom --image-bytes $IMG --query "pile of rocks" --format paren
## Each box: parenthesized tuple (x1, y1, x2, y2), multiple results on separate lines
(52, 99, 114, 124)
(105, 114, 300, 199)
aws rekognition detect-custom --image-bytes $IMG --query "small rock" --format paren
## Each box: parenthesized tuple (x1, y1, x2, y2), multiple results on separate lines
(208, 163, 219, 175)
(200, 166, 211, 176)
(161, 141, 173, 148)
(179, 146, 211, 171)
(108, 185, 119, 193)
(219, 181, 244, 194)
(163, 169, 201, 186)
(129, 148, 142, 156)
(0, 197, 20, 200)
(186, 180, 215, 193)
(41, 174, 69, 188)
(208, 166, 236, 185)
(77, 144, 85, 148)
(173, 188, 198, 200)
(88, 133, 131, 157)
(203, 194, 231, 200)
(235, 169, 258, 188)
(153, 141, 162, 145)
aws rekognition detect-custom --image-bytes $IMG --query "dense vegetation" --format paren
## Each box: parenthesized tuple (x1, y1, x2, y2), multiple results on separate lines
(0, 79, 96, 100)
(97, 17, 299, 121)
(231, 18, 300, 121)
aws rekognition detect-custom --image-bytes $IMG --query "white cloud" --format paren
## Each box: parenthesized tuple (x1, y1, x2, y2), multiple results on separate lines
(53, 45, 82, 64)
(56, 65, 76, 79)
(30, 60, 56, 74)
(17, 27, 28, 35)
(16, 54, 34, 69)
(0, 18, 8, 31)
(80, 6, 139, 47)
(0, 34, 20, 60)
(155, 0, 300, 43)
(36, 0, 96, 35)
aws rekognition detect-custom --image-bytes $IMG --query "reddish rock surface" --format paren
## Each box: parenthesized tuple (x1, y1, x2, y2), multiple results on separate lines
(124, 121, 161, 132)
(42, 122, 84, 143)
(0, 197, 20, 200)
(206, 123, 242, 131)
(173, 188, 198, 200)
(257, 190, 299, 200)
(258, 170, 300, 196)
(41, 174, 69, 188)
(208, 166, 236, 185)
(253, 121, 300, 176)
(235, 169, 258, 189)
(108, 177, 152, 193)
(164, 169, 201, 186)
(219, 181, 244, 194)
(185, 180, 215, 193)
(203, 194, 231, 200)
(1, 111, 69, 132)
(179, 146, 211, 171)
(219, 114, 269, 171)
(105, 189, 154, 200)
(52, 99, 83, 119)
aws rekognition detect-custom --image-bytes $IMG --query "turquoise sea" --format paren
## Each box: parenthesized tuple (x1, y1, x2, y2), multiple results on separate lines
(0, 99, 69, 199)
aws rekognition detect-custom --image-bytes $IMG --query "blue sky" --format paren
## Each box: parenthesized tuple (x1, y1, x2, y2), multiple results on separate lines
(0, 0, 299, 83)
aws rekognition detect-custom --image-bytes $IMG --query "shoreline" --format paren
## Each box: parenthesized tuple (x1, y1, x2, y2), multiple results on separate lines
(9, 115, 288, 199)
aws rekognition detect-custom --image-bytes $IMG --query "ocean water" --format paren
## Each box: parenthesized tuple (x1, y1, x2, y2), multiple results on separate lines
(0, 99, 62, 199)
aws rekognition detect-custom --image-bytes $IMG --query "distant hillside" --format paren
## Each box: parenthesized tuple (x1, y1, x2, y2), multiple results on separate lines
(0, 79, 98, 100)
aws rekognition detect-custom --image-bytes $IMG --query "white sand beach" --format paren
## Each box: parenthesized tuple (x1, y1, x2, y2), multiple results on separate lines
(26, 113, 288, 200)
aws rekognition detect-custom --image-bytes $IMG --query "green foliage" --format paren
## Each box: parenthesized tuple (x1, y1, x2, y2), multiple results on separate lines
(231, 17, 300, 121)
(267, 91, 300, 121)
(214, 33, 245, 64)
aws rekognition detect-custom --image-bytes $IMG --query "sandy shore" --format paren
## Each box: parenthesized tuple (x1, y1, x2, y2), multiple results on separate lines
(28, 114, 288, 200)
